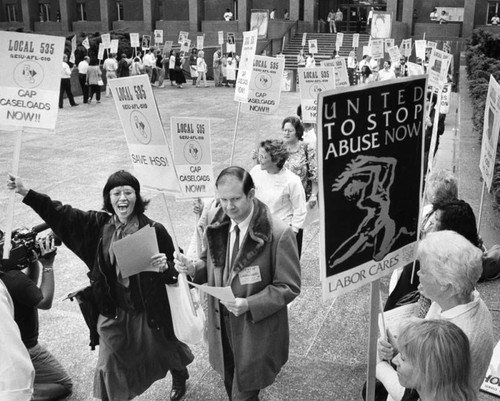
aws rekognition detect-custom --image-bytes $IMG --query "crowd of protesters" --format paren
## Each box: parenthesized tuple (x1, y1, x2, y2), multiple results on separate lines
(60, 44, 239, 108)
(12, 27, 500, 401)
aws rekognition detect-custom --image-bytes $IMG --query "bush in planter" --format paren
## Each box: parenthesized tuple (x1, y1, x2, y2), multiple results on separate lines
(465, 29, 500, 209)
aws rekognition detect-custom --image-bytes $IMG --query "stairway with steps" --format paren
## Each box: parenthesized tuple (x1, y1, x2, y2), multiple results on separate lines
(281, 32, 371, 69)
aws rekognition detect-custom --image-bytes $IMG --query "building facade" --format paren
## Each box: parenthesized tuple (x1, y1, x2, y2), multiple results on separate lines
(0, 0, 498, 38)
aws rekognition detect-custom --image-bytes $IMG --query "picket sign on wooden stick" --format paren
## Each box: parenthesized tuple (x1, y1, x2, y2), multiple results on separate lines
(366, 280, 382, 401)
(161, 192, 197, 316)
(477, 181, 486, 233)
(254, 119, 262, 166)
(3, 129, 23, 260)
(410, 139, 428, 284)
(229, 102, 242, 165)
(379, 291, 387, 342)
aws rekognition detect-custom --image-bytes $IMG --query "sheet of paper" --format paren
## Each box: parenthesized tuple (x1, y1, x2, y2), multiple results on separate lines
(111, 225, 159, 278)
(187, 281, 236, 302)
(378, 303, 417, 338)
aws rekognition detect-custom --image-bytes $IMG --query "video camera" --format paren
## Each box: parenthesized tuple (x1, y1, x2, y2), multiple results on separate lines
(0, 223, 61, 271)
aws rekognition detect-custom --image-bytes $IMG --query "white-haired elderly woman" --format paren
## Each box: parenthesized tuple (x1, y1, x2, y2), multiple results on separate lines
(377, 230, 494, 401)
(385, 169, 458, 310)
(393, 319, 476, 401)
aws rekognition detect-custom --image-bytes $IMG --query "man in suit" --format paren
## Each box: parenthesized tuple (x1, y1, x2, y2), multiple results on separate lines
(175, 166, 301, 401)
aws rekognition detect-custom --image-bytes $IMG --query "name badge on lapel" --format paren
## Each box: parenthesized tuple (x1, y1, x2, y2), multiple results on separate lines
(238, 265, 262, 285)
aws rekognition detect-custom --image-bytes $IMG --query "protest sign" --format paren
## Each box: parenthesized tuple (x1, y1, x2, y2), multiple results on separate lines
(110, 39, 119, 54)
(130, 33, 139, 48)
(180, 39, 191, 54)
(370, 39, 384, 59)
(226, 32, 236, 53)
(101, 33, 111, 48)
(234, 69, 252, 103)
(308, 39, 318, 54)
(82, 36, 90, 50)
(407, 61, 424, 76)
(0, 31, 65, 130)
(281, 69, 294, 92)
(384, 38, 394, 53)
(318, 77, 426, 298)
(352, 33, 359, 48)
(425, 41, 437, 63)
(388, 45, 402, 64)
(362, 45, 371, 58)
(163, 41, 173, 56)
(427, 48, 453, 88)
(414, 40, 426, 60)
(241, 55, 284, 115)
(154, 29, 163, 45)
(218, 31, 224, 45)
(70, 35, 76, 64)
(108, 75, 180, 192)
(400, 38, 412, 58)
(371, 12, 392, 39)
(336, 33, 344, 50)
(178, 31, 189, 44)
(298, 67, 335, 123)
(320, 58, 349, 88)
(301, 33, 307, 47)
(170, 117, 215, 198)
(142, 35, 151, 50)
(197, 35, 204, 50)
(238, 30, 258, 71)
(481, 339, 500, 397)
(440, 82, 452, 115)
(97, 43, 105, 60)
(479, 75, 500, 191)
(250, 9, 269, 38)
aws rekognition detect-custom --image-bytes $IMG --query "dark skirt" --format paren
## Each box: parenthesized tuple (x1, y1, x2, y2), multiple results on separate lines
(175, 69, 186, 84)
(93, 308, 193, 400)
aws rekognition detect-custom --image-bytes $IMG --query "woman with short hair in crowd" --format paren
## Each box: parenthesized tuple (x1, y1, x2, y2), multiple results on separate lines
(392, 319, 476, 401)
(250, 139, 307, 256)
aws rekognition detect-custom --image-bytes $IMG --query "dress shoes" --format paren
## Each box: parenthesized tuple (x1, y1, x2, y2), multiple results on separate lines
(170, 381, 186, 401)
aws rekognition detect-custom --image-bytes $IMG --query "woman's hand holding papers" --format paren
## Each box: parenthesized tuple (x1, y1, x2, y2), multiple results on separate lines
(150, 252, 168, 273)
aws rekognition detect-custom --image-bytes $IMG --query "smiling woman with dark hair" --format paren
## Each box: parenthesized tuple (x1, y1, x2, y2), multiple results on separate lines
(7, 170, 193, 401)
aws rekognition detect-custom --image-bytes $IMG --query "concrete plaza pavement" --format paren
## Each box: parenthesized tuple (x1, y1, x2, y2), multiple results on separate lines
(0, 65, 499, 400)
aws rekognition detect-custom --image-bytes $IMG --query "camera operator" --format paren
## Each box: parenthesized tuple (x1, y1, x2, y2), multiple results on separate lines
(0, 234, 73, 401)
(0, 278, 35, 400)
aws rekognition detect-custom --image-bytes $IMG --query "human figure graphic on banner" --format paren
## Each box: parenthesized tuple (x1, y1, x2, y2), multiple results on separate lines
(328, 156, 414, 270)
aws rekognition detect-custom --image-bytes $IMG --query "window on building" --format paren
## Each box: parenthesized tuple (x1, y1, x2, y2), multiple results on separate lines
(487, 2, 500, 24)
(117, 1, 124, 21)
(77, 2, 87, 21)
(39, 3, 51, 22)
(6, 4, 17, 22)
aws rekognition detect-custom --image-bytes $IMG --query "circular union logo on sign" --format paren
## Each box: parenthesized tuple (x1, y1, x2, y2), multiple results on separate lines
(129, 111, 152, 144)
(13, 61, 44, 89)
(255, 73, 272, 90)
(309, 83, 326, 97)
(183, 140, 202, 164)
